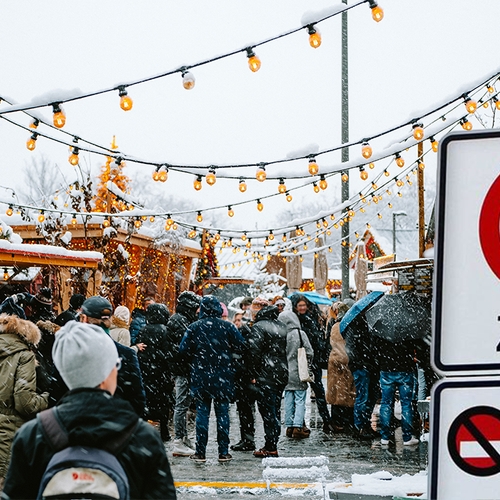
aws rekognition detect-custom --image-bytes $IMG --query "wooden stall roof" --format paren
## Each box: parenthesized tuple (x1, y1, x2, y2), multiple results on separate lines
(10, 223, 203, 259)
(204, 277, 254, 285)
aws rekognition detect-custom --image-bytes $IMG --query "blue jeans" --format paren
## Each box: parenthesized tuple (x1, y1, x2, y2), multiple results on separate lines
(284, 390, 307, 427)
(174, 376, 191, 440)
(194, 396, 230, 456)
(352, 368, 373, 430)
(379, 371, 415, 442)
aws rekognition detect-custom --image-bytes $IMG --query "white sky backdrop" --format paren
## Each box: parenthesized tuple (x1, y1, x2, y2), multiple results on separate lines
(0, 0, 499, 235)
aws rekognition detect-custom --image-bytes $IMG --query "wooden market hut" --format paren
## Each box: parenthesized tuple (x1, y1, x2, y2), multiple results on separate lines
(10, 223, 202, 313)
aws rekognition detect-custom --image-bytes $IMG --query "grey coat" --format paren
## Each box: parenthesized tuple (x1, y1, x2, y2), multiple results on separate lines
(279, 311, 314, 391)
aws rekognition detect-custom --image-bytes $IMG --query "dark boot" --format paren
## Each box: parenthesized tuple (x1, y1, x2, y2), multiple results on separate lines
(292, 427, 310, 439)
(230, 439, 255, 451)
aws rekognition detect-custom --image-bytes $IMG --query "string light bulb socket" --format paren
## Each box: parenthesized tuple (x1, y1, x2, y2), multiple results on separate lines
(359, 166, 368, 181)
(464, 97, 477, 114)
(286, 191, 292, 202)
(256, 165, 267, 182)
(181, 69, 195, 90)
(319, 175, 328, 190)
(256, 199, 264, 211)
(29, 119, 39, 129)
(368, 0, 384, 22)
(307, 25, 321, 48)
(308, 158, 319, 175)
(206, 168, 217, 185)
(412, 123, 424, 141)
(461, 118, 473, 131)
(158, 166, 168, 182)
(3, 269, 8, 282)
(194, 175, 203, 191)
(278, 178, 287, 194)
(38, 211, 45, 223)
(361, 142, 372, 159)
(68, 147, 79, 166)
(6, 206, 13, 216)
(196, 211, 203, 223)
(341, 171, 349, 182)
(246, 47, 261, 72)
(52, 103, 66, 128)
(313, 182, 320, 193)
(239, 178, 247, 193)
(430, 137, 438, 153)
(118, 86, 133, 111)
(26, 133, 38, 151)
(227, 206, 234, 217)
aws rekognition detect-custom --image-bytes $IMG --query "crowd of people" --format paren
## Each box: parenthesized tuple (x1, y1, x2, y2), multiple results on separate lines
(0, 286, 433, 498)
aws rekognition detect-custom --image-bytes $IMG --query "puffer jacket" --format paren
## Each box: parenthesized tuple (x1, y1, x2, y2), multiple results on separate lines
(0, 314, 49, 477)
(248, 306, 288, 390)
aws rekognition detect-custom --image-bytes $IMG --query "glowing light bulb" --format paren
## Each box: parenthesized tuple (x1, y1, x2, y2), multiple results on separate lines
(269, 231, 274, 241)
(182, 70, 195, 90)
(341, 172, 349, 182)
(286, 192, 292, 202)
(158, 168, 168, 182)
(52, 103, 66, 128)
(206, 169, 217, 185)
(384, 169, 390, 177)
(461, 118, 473, 131)
(256, 166, 266, 182)
(38, 211, 45, 223)
(228, 206, 234, 217)
(26, 133, 38, 151)
(241, 233, 247, 241)
(70, 215, 77, 225)
(246, 48, 261, 72)
(197, 212, 203, 223)
(134, 220, 142, 228)
(313, 183, 320, 193)
(68, 148, 79, 166)
(103, 218, 110, 228)
(359, 167, 368, 181)
(308, 159, 319, 175)
(495, 99, 500, 111)
(371, 4, 384, 22)
(361, 142, 372, 159)
(395, 153, 404, 167)
(118, 86, 133, 111)
(29, 119, 39, 129)
(308, 25, 321, 48)
(153, 170, 160, 182)
(372, 182, 378, 190)
(256, 199, 264, 211)
(282, 234, 287, 242)
(396, 179, 404, 187)
(3, 269, 8, 281)
(418, 161, 425, 171)
(194, 175, 203, 191)
(465, 98, 477, 114)
(6, 206, 13, 216)
(319, 175, 328, 190)
(239, 179, 247, 192)
(278, 179, 287, 194)
(188, 229, 197, 238)
(412, 123, 424, 140)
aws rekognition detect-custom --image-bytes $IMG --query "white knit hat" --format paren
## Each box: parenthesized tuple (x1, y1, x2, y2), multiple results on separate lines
(113, 305, 130, 324)
(53, 321, 118, 390)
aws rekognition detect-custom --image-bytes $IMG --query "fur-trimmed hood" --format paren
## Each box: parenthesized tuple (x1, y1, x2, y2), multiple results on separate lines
(0, 313, 41, 358)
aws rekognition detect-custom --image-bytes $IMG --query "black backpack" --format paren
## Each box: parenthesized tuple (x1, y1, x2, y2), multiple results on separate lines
(37, 407, 139, 500)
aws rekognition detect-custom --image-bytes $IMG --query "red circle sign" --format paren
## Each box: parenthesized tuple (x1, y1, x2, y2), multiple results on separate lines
(479, 175, 500, 280)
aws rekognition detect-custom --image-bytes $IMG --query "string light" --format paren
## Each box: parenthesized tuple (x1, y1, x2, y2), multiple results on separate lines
(341, 172, 349, 182)
(256, 165, 267, 182)
(38, 211, 45, 223)
(278, 178, 287, 194)
(52, 103, 66, 128)
(464, 97, 477, 114)
(152, 169, 160, 182)
(461, 118, 473, 131)
(158, 166, 168, 182)
(118, 86, 133, 111)
(3, 269, 8, 282)
(430, 137, 439, 153)
(256, 199, 264, 211)
(307, 25, 321, 48)
(6, 206, 13, 216)
(196, 211, 203, 222)
(188, 229, 197, 238)
(241, 232, 247, 241)
(494, 97, 500, 111)
(412, 123, 424, 140)
(182, 69, 195, 90)
(194, 175, 203, 191)
(418, 161, 425, 171)
(29, 119, 39, 129)
(246, 48, 261, 72)
(71, 214, 77, 225)
(282, 234, 287, 242)
(313, 182, 320, 193)
(26, 133, 38, 151)
(239, 178, 247, 192)
(68, 147, 79, 166)
(361, 142, 372, 159)
(384, 169, 390, 177)
(228, 206, 234, 217)
(359, 166, 368, 181)
(206, 168, 217, 185)
(319, 175, 328, 190)
(377, 213, 382, 219)
(368, 0, 384, 22)
(368, 162, 375, 169)
(308, 158, 319, 175)
(102, 218, 111, 228)
(286, 192, 293, 202)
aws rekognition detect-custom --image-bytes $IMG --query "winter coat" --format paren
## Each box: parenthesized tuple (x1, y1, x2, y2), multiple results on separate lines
(344, 315, 377, 373)
(110, 317, 131, 347)
(296, 312, 326, 369)
(34, 320, 59, 396)
(0, 314, 49, 478)
(375, 335, 419, 373)
(179, 295, 245, 401)
(2, 388, 176, 499)
(129, 308, 146, 345)
(54, 307, 78, 327)
(279, 311, 314, 391)
(136, 304, 173, 417)
(248, 306, 288, 391)
(326, 322, 356, 407)
(166, 311, 194, 378)
(233, 322, 254, 396)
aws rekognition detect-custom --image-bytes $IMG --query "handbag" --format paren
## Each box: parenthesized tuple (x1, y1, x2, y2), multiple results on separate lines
(297, 329, 314, 383)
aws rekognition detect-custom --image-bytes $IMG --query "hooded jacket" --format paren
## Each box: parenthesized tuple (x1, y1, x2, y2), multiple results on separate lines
(0, 314, 49, 478)
(179, 296, 245, 400)
(248, 306, 288, 390)
(2, 388, 176, 499)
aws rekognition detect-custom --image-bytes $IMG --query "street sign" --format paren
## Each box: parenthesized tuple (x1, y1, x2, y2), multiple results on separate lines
(429, 377, 500, 499)
(433, 130, 500, 375)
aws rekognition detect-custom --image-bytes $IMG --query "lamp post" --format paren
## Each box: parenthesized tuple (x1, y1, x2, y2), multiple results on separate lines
(392, 211, 407, 258)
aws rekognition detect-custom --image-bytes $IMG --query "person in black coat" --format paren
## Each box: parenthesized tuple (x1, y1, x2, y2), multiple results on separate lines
(247, 305, 288, 457)
(54, 293, 85, 327)
(136, 303, 173, 441)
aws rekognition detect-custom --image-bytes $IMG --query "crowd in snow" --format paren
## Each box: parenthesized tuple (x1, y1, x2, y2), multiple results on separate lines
(0, 286, 434, 499)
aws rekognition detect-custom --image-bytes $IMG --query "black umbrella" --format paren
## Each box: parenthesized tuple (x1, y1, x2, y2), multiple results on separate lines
(364, 292, 431, 343)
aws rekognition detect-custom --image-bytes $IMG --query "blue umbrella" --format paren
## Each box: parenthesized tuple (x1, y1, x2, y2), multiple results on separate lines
(290, 291, 334, 306)
(339, 291, 384, 335)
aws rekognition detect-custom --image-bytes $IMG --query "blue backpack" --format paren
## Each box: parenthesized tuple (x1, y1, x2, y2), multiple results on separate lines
(37, 408, 139, 500)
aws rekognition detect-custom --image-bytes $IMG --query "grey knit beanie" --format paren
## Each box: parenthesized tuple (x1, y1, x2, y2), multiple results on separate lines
(53, 320, 118, 390)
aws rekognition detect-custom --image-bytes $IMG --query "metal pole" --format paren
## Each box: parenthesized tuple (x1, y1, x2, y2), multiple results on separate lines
(392, 213, 396, 255)
(418, 142, 425, 257)
(341, 0, 350, 300)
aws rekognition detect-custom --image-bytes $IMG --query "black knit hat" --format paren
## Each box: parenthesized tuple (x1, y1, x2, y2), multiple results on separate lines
(35, 287, 53, 306)
(69, 294, 86, 310)
(177, 291, 201, 311)
(81, 296, 113, 319)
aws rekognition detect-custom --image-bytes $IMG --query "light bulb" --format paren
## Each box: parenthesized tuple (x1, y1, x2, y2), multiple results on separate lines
(282, 234, 287, 242)
(158, 168, 168, 182)
(384, 169, 390, 177)
(418, 161, 425, 171)
(246, 48, 261, 72)
(269, 231, 274, 241)
(38, 212, 45, 223)
(239, 179, 247, 192)
(308, 159, 319, 175)
(256, 166, 266, 182)
(341, 172, 349, 182)
(256, 200, 264, 211)
(398, 192, 403, 197)
(461, 119, 473, 131)
(395, 153, 405, 167)
(206, 169, 217, 185)
(359, 167, 368, 181)
(68, 148, 79, 166)
(495, 99, 500, 111)
(166, 216, 174, 226)
(488, 85, 495, 93)
(361, 142, 372, 159)
(149, 216, 155, 222)
(153, 170, 160, 182)
(3, 269, 8, 281)
(323, 218, 329, 228)
(188, 229, 197, 239)
(371, 4, 384, 22)
(52, 103, 66, 128)
(313, 183, 320, 193)
(412, 123, 424, 141)
(71, 215, 77, 225)
(103, 218, 110, 228)
(368, 162, 375, 169)
(396, 179, 404, 187)
(483, 101, 489, 109)
(286, 192, 293, 202)
(372, 182, 378, 190)
(26, 133, 38, 151)
(194, 175, 203, 191)
(197, 212, 203, 223)
(246, 239, 252, 248)
(29, 119, 39, 129)
(6, 206, 13, 216)
(182, 70, 195, 90)
(278, 179, 287, 194)
(308, 25, 321, 48)
(118, 87, 133, 111)
(319, 175, 328, 190)
(228, 206, 234, 217)
(465, 98, 477, 114)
